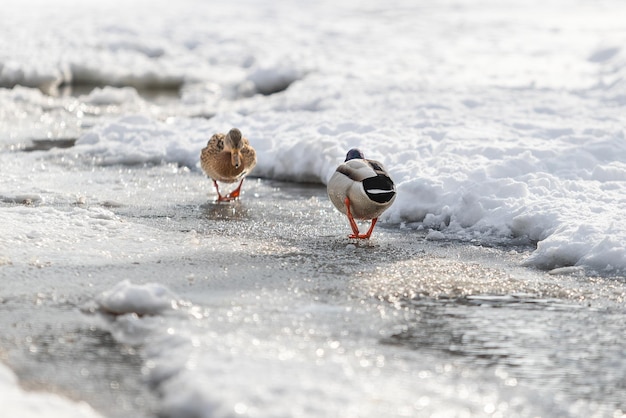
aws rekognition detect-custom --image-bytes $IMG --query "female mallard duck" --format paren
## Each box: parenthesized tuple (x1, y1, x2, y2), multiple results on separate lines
(200, 128, 257, 202)
(327, 148, 396, 239)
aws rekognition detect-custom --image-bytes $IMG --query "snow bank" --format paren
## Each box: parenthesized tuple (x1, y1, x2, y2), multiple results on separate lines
(76, 115, 203, 167)
(0, 0, 313, 93)
(73, 106, 626, 274)
(97, 280, 179, 315)
(80, 86, 142, 106)
(0, 363, 102, 418)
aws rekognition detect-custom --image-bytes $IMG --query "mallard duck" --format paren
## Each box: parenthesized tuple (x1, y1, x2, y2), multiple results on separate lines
(200, 128, 257, 202)
(327, 148, 396, 239)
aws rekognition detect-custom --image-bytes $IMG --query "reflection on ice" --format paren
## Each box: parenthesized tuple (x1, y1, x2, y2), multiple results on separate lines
(23, 138, 76, 152)
(200, 200, 250, 221)
(383, 295, 626, 414)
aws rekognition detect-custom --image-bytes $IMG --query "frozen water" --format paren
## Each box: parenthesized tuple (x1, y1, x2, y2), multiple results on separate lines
(2, 0, 626, 417)
(2, 173, 625, 417)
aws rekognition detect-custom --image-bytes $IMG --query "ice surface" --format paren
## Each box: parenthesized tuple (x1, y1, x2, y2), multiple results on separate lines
(0, 204, 193, 267)
(94, 279, 568, 418)
(2, 0, 626, 416)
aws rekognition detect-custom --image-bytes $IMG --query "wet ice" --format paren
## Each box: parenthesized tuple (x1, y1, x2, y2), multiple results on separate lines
(2, 0, 626, 417)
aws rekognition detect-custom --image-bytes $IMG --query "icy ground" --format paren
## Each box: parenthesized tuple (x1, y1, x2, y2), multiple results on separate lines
(1, 171, 625, 417)
(2, 0, 626, 416)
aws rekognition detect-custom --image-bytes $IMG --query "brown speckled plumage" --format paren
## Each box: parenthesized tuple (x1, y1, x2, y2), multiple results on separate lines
(200, 128, 256, 201)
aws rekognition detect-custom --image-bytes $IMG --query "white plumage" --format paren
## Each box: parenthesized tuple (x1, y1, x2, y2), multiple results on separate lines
(327, 148, 396, 239)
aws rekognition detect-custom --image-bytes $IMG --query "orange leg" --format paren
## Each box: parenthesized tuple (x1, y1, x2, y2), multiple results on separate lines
(344, 197, 378, 239)
(213, 179, 244, 202)
(363, 217, 378, 239)
(227, 179, 245, 200)
(213, 180, 231, 202)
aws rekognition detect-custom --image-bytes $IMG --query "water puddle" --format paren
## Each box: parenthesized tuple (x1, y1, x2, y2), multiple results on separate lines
(22, 138, 77, 152)
(382, 295, 626, 412)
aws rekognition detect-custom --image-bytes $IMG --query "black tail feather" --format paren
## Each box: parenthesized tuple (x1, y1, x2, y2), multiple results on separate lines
(362, 174, 395, 203)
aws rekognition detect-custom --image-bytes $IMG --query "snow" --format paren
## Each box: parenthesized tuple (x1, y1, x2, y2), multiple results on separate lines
(81, 86, 142, 106)
(97, 280, 180, 316)
(93, 281, 559, 418)
(76, 115, 202, 167)
(70, 96, 626, 273)
(0, 363, 102, 418)
(2, 0, 626, 415)
(0, 205, 191, 266)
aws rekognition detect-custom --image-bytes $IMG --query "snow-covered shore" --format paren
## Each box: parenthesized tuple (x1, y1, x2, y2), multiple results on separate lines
(2, 0, 626, 416)
(3, 0, 626, 274)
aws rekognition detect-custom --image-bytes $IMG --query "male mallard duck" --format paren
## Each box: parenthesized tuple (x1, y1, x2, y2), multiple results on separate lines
(200, 128, 257, 202)
(327, 148, 396, 239)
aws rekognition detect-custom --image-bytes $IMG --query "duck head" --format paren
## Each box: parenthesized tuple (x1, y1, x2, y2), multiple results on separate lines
(345, 148, 365, 161)
(226, 128, 244, 168)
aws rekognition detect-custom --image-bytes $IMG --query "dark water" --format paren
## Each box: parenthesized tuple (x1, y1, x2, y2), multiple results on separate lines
(384, 295, 626, 412)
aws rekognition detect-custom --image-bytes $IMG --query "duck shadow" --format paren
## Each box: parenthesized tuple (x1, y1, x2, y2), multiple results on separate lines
(199, 200, 250, 221)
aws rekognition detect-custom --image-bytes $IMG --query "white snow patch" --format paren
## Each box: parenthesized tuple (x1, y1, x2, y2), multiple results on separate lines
(426, 230, 446, 241)
(0, 363, 102, 418)
(97, 280, 179, 315)
(0, 205, 194, 267)
(80, 86, 142, 106)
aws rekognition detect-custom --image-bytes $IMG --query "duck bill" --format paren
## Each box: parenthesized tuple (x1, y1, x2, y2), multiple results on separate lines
(231, 151, 242, 169)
